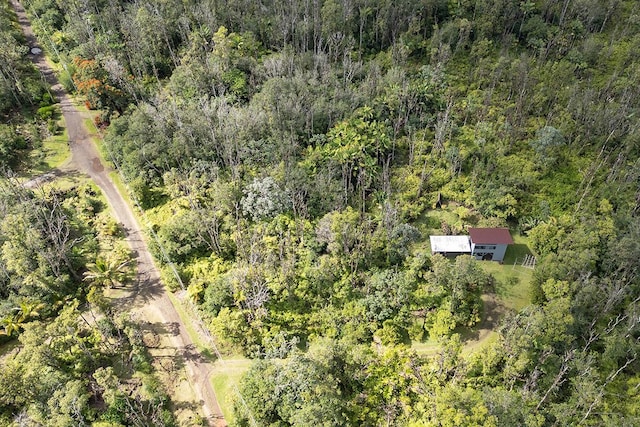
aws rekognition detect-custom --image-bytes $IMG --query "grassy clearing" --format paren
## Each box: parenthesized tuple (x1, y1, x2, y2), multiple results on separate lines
(411, 330, 499, 356)
(411, 339, 441, 356)
(414, 206, 462, 236)
(210, 358, 252, 424)
(27, 125, 70, 174)
(462, 331, 499, 354)
(481, 233, 534, 311)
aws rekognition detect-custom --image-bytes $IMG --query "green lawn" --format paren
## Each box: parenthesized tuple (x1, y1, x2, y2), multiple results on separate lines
(27, 125, 70, 174)
(480, 233, 534, 311)
(210, 358, 252, 424)
(483, 263, 533, 311)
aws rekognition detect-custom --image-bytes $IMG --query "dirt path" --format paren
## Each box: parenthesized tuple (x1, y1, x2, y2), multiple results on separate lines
(11, 1, 225, 425)
(461, 293, 504, 351)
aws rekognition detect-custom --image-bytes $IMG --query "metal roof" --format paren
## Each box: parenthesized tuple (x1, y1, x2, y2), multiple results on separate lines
(468, 228, 513, 245)
(430, 235, 471, 253)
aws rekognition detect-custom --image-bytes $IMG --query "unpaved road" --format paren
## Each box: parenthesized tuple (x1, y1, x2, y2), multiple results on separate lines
(11, 1, 225, 424)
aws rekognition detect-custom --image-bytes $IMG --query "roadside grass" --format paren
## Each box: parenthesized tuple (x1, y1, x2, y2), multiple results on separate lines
(83, 115, 112, 165)
(210, 358, 252, 424)
(26, 124, 70, 175)
(109, 170, 139, 211)
(165, 291, 216, 361)
(166, 278, 252, 424)
(83, 117, 98, 137)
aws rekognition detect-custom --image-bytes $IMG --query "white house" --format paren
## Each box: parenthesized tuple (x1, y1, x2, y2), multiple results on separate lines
(429, 235, 471, 257)
(429, 227, 513, 262)
(468, 228, 513, 262)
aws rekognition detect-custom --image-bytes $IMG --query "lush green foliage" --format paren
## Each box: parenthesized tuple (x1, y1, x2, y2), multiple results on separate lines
(0, 301, 174, 426)
(0, 2, 47, 114)
(17, 0, 640, 424)
(0, 2, 53, 170)
(0, 180, 175, 426)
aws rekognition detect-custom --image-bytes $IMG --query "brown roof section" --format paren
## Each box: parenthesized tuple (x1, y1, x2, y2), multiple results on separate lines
(468, 228, 514, 245)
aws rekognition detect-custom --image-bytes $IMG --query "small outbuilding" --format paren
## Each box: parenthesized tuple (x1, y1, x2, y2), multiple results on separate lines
(429, 235, 471, 257)
(468, 227, 513, 262)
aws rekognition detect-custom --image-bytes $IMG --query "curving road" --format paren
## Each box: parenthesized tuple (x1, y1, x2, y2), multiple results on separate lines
(11, 1, 225, 425)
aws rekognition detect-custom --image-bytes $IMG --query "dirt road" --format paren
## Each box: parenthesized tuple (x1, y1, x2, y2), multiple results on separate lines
(11, 1, 225, 425)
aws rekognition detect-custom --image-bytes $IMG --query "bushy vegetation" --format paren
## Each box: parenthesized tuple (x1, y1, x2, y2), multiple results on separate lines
(0, 180, 174, 425)
(0, 1, 60, 171)
(13, 0, 640, 424)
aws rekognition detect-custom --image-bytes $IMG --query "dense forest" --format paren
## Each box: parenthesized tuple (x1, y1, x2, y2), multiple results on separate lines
(4, 0, 640, 425)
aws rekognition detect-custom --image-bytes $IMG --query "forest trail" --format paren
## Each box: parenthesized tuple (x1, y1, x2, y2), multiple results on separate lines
(462, 293, 503, 351)
(10, 1, 226, 425)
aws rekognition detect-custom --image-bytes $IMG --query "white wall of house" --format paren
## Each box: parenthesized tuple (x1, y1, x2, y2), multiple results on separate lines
(471, 243, 508, 262)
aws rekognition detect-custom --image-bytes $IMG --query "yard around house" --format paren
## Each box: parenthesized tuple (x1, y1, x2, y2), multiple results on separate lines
(411, 207, 535, 354)
(481, 232, 535, 311)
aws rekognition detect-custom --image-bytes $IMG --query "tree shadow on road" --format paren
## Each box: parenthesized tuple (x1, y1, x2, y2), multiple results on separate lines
(183, 343, 212, 364)
(114, 274, 166, 308)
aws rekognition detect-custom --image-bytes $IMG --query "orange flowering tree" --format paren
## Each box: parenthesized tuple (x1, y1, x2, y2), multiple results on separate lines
(72, 57, 128, 112)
